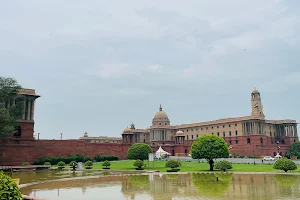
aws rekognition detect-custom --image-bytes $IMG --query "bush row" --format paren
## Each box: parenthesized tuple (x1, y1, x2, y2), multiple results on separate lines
(33, 154, 119, 165)
(33, 154, 92, 165)
(94, 154, 119, 162)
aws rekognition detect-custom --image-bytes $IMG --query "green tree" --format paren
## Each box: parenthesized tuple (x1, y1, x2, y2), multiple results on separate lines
(215, 160, 232, 172)
(0, 171, 22, 200)
(191, 135, 229, 171)
(133, 160, 144, 170)
(102, 160, 111, 168)
(286, 142, 300, 159)
(273, 158, 297, 172)
(126, 143, 152, 161)
(0, 77, 24, 142)
(85, 160, 93, 169)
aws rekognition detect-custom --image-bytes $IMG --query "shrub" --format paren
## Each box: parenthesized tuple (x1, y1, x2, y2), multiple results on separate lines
(0, 171, 22, 200)
(57, 161, 65, 169)
(165, 159, 181, 169)
(69, 161, 77, 167)
(273, 158, 297, 172)
(215, 160, 233, 172)
(33, 154, 91, 165)
(22, 162, 30, 166)
(85, 160, 93, 169)
(133, 160, 144, 170)
(44, 162, 51, 166)
(102, 160, 111, 169)
(127, 143, 152, 161)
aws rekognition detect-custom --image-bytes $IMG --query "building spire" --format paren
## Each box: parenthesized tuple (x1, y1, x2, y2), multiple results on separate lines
(159, 104, 162, 111)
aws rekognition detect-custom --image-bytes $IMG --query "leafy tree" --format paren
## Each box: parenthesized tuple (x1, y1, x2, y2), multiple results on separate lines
(215, 160, 232, 172)
(0, 77, 24, 142)
(102, 160, 111, 168)
(126, 143, 152, 161)
(191, 135, 229, 171)
(133, 160, 144, 170)
(0, 171, 22, 200)
(286, 142, 300, 159)
(165, 159, 181, 169)
(273, 158, 297, 172)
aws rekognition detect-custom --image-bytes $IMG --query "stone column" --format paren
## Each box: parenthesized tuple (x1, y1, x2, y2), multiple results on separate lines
(27, 98, 31, 121)
(295, 125, 298, 137)
(31, 99, 35, 120)
(22, 99, 26, 120)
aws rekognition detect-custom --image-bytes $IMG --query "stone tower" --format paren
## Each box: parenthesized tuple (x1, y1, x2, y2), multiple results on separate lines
(251, 88, 264, 118)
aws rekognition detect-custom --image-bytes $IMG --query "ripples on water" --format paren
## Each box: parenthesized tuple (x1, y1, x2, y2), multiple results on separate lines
(8, 170, 300, 200)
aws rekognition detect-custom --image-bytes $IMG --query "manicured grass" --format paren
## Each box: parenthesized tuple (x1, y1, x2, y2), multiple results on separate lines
(81, 160, 300, 173)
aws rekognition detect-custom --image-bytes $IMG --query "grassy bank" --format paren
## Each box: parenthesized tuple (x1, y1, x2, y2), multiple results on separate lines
(76, 160, 300, 173)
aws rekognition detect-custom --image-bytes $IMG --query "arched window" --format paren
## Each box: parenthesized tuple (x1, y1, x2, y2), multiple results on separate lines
(184, 149, 188, 155)
(281, 140, 285, 144)
(260, 138, 263, 144)
(14, 126, 21, 137)
(196, 134, 198, 138)
(192, 135, 194, 139)
(172, 149, 175, 156)
(247, 138, 251, 144)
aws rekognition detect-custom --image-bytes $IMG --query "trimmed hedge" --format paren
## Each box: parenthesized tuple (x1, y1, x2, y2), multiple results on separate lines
(273, 158, 297, 172)
(44, 162, 51, 166)
(215, 160, 232, 172)
(22, 162, 30, 166)
(166, 159, 181, 169)
(85, 161, 93, 169)
(133, 160, 144, 170)
(57, 161, 65, 169)
(94, 155, 119, 162)
(102, 160, 111, 169)
(0, 171, 22, 200)
(33, 154, 91, 165)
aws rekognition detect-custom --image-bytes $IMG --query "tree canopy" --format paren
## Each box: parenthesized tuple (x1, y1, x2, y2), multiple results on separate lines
(273, 158, 297, 172)
(0, 77, 24, 142)
(126, 143, 152, 161)
(191, 135, 229, 171)
(286, 142, 300, 159)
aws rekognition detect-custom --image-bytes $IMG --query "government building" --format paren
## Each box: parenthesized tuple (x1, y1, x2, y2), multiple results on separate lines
(121, 89, 298, 157)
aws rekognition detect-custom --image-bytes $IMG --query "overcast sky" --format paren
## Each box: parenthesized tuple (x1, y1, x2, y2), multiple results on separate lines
(1, 0, 299, 139)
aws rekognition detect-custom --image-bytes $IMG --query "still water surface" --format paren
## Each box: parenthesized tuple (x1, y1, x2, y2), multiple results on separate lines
(11, 170, 300, 200)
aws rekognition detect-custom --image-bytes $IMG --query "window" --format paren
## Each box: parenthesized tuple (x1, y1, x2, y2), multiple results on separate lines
(229, 125, 231, 127)
(187, 129, 189, 132)
(235, 124, 237, 126)
(235, 131, 238, 135)
(165, 123, 167, 125)
(236, 140, 238, 144)
(229, 131, 231, 136)
(212, 127, 213, 129)
(281, 140, 285, 144)
(192, 135, 194, 139)
(260, 138, 263, 144)
(247, 138, 251, 144)
(196, 134, 199, 138)
(212, 132, 214, 135)
(217, 132, 219, 136)
(270, 132, 272, 136)
(223, 125, 225, 128)
(159, 123, 161, 125)
(223, 132, 225, 137)
(230, 140, 232, 145)
(143, 139, 145, 143)
(217, 126, 219, 128)
(201, 128, 203, 130)
(187, 135, 189, 140)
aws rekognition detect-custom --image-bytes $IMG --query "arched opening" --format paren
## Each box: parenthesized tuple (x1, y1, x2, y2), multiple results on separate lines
(247, 138, 251, 144)
(260, 138, 263, 144)
(184, 149, 188, 155)
(281, 140, 285, 144)
(14, 126, 21, 137)
(171, 149, 175, 156)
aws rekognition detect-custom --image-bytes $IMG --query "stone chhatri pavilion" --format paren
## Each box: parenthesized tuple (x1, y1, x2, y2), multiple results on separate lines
(122, 88, 298, 157)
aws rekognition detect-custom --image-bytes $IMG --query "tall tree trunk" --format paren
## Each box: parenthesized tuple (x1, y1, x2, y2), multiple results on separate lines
(209, 159, 214, 171)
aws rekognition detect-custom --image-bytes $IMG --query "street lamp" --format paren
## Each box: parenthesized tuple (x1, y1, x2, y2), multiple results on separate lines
(276, 141, 280, 156)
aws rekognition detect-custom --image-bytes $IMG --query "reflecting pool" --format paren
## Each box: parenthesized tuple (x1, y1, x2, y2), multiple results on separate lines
(17, 171, 300, 200)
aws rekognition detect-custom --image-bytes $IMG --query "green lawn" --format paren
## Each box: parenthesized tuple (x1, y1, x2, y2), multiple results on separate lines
(78, 160, 300, 173)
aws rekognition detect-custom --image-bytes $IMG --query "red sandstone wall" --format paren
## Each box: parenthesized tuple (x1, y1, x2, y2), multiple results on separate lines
(0, 140, 130, 166)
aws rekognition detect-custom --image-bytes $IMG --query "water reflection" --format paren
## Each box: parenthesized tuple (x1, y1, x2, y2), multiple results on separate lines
(192, 173, 232, 197)
(19, 173, 300, 200)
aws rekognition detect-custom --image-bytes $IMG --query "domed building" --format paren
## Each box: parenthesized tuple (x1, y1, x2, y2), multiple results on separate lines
(121, 89, 298, 157)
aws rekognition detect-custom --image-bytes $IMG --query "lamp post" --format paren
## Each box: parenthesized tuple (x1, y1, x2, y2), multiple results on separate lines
(276, 140, 280, 158)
